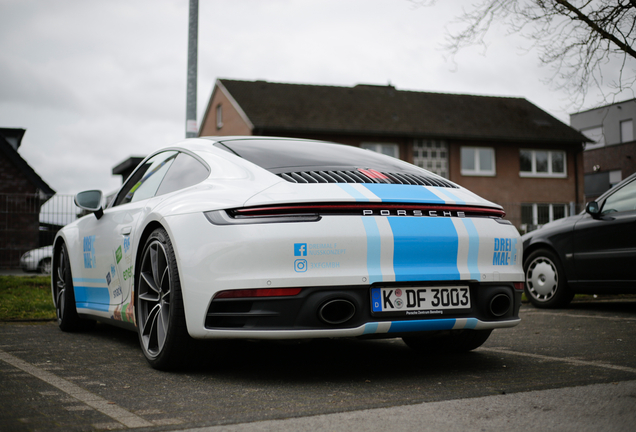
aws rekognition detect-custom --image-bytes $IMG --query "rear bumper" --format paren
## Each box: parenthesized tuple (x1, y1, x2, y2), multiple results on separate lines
(199, 282, 521, 339)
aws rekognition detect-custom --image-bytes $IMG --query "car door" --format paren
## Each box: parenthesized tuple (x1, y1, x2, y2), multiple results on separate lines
(572, 177, 636, 286)
(85, 151, 179, 319)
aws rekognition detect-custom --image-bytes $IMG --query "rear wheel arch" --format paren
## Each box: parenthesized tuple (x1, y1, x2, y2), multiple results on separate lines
(135, 226, 193, 369)
(133, 221, 167, 323)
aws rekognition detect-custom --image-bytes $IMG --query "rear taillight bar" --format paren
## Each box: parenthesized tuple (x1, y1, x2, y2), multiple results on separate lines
(232, 203, 505, 218)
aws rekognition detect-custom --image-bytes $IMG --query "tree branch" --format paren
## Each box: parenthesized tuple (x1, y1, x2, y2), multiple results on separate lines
(554, 0, 636, 59)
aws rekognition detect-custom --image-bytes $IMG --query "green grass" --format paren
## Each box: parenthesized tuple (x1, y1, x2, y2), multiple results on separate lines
(0, 276, 56, 320)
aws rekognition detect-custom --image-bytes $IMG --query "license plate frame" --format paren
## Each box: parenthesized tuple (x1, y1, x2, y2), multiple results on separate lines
(371, 286, 471, 316)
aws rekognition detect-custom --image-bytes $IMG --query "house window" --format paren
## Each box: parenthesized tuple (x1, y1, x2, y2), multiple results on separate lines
(581, 126, 604, 150)
(216, 104, 223, 129)
(361, 143, 399, 159)
(412, 139, 448, 178)
(460, 147, 495, 176)
(521, 203, 569, 229)
(519, 149, 566, 177)
(620, 119, 633, 143)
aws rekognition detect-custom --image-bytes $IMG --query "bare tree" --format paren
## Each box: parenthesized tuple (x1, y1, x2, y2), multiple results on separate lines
(415, 1, 636, 107)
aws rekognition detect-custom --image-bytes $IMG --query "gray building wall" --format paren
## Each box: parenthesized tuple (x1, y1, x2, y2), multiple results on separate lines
(570, 99, 636, 199)
(570, 99, 636, 147)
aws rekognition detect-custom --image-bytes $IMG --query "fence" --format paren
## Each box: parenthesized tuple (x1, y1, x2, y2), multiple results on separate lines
(0, 194, 77, 271)
(0, 193, 585, 270)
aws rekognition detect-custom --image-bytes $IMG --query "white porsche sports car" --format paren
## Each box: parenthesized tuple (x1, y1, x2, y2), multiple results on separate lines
(53, 137, 524, 370)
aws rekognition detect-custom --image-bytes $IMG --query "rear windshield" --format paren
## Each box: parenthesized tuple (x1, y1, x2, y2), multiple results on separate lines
(212, 138, 424, 175)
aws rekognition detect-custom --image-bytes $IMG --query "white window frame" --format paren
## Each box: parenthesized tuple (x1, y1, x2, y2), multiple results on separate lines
(620, 119, 633, 143)
(460, 146, 496, 177)
(519, 149, 567, 178)
(361, 143, 399, 159)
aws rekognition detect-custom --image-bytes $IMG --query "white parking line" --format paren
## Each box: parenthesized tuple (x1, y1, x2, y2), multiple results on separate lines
(521, 309, 636, 322)
(0, 349, 152, 428)
(481, 347, 636, 374)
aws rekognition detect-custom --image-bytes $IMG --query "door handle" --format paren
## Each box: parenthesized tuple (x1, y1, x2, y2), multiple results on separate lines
(121, 227, 132, 235)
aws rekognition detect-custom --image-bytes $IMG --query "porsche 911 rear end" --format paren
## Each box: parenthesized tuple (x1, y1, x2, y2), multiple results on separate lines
(168, 138, 524, 355)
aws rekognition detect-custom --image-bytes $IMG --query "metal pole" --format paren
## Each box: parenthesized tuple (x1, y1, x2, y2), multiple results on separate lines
(185, 0, 198, 138)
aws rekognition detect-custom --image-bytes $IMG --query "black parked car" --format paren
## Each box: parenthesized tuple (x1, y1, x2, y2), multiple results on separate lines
(521, 172, 636, 308)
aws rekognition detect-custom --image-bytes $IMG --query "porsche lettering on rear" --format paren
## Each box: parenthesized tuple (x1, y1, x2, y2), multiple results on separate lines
(362, 209, 466, 217)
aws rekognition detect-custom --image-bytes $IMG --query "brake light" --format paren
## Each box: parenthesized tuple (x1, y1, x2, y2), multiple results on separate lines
(214, 288, 302, 299)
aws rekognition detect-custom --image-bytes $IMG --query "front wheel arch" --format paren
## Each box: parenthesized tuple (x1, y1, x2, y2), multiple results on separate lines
(51, 240, 95, 331)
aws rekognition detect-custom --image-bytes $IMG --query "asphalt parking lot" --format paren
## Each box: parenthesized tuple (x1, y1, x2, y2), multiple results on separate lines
(1, 299, 636, 432)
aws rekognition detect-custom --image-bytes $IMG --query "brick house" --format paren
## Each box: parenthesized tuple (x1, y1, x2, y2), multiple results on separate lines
(199, 79, 587, 232)
(569, 98, 636, 200)
(0, 128, 55, 268)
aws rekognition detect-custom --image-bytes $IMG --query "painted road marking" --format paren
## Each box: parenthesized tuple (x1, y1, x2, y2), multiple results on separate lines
(481, 347, 636, 374)
(0, 349, 152, 428)
(521, 309, 636, 322)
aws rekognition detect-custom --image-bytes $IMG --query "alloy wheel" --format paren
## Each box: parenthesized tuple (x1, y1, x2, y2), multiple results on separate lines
(138, 240, 172, 358)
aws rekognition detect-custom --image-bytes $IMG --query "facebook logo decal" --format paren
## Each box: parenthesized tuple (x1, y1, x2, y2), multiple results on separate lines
(294, 243, 307, 256)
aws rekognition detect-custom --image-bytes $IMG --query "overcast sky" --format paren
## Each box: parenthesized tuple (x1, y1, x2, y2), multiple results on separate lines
(1, 0, 633, 195)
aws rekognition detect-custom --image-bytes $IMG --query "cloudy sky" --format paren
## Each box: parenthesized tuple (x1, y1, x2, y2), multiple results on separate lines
(1, 0, 632, 195)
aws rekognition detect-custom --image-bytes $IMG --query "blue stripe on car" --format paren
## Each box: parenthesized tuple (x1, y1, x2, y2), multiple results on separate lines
(337, 184, 371, 202)
(388, 217, 460, 281)
(362, 184, 446, 204)
(73, 285, 111, 311)
(461, 218, 481, 280)
(432, 187, 465, 205)
(362, 217, 383, 284)
(362, 318, 479, 334)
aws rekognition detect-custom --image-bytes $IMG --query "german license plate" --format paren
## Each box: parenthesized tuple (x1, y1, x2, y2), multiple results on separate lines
(371, 286, 470, 313)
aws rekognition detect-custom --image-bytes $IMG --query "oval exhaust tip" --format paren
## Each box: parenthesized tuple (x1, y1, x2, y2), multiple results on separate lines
(318, 299, 356, 325)
(489, 293, 511, 317)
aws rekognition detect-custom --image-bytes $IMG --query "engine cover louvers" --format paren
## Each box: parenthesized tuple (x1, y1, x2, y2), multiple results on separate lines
(277, 170, 458, 188)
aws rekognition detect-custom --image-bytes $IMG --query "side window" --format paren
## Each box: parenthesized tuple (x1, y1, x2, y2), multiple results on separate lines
(156, 152, 210, 196)
(113, 151, 178, 207)
(601, 179, 636, 214)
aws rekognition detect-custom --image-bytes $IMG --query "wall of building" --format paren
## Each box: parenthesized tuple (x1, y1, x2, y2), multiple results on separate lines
(199, 88, 253, 137)
(0, 155, 38, 194)
(448, 140, 584, 227)
(0, 155, 43, 267)
(583, 142, 636, 179)
(570, 99, 636, 147)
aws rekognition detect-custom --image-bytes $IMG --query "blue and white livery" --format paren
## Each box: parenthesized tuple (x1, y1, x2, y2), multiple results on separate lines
(53, 137, 524, 370)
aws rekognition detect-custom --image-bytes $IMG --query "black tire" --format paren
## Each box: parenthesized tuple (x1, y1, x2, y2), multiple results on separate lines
(53, 243, 95, 332)
(524, 248, 573, 308)
(38, 258, 52, 275)
(136, 228, 192, 370)
(402, 329, 492, 354)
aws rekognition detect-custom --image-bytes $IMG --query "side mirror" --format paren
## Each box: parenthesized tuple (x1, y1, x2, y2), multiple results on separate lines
(75, 190, 104, 219)
(585, 201, 600, 218)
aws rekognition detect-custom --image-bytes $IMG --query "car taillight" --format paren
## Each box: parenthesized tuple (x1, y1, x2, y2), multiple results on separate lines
(214, 288, 302, 299)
